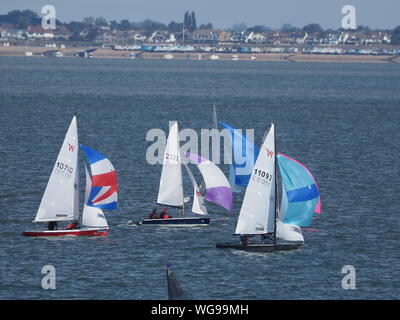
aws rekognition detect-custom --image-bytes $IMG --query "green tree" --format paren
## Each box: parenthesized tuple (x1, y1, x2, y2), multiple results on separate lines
(82, 17, 95, 26)
(168, 21, 183, 32)
(190, 11, 197, 32)
(95, 17, 108, 27)
(109, 20, 118, 30)
(247, 25, 269, 33)
(85, 27, 98, 41)
(199, 23, 213, 30)
(16, 15, 30, 29)
(232, 22, 247, 31)
(303, 23, 323, 33)
(391, 26, 400, 45)
(183, 11, 191, 31)
(118, 19, 131, 30)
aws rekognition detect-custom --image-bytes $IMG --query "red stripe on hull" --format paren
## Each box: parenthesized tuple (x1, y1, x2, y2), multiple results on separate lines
(22, 229, 108, 237)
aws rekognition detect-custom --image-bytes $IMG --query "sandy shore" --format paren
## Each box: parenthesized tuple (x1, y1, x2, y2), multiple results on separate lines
(1, 45, 399, 63)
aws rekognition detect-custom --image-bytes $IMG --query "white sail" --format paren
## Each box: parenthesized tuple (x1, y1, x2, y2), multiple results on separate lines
(183, 164, 208, 215)
(82, 165, 108, 228)
(186, 153, 233, 211)
(235, 123, 276, 235)
(157, 121, 184, 207)
(34, 116, 80, 222)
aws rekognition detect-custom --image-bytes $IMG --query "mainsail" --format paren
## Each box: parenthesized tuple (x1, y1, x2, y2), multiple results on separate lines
(278, 153, 321, 226)
(186, 152, 233, 212)
(35, 116, 80, 222)
(80, 145, 118, 210)
(157, 121, 184, 208)
(235, 123, 275, 235)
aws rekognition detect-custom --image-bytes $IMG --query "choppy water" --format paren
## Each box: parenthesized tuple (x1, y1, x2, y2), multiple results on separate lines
(0, 57, 399, 299)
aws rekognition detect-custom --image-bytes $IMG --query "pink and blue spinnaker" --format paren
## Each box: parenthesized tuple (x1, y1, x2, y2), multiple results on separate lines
(277, 153, 321, 226)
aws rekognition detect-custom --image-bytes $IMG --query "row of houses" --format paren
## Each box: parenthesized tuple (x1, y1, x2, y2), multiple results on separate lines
(97, 29, 393, 46)
(0, 25, 71, 40)
(0, 24, 392, 47)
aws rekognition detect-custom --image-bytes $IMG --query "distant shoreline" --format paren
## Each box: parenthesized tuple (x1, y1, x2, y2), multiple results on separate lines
(1, 45, 399, 64)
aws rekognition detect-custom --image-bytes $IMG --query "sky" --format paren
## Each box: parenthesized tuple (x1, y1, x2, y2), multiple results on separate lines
(1, 0, 399, 29)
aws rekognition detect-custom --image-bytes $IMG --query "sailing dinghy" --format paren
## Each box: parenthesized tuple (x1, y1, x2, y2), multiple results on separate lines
(220, 121, 321, 242)
(22, 116, 118, 237)
(139, 121, 232, 227)
(216, 123, 303, 252)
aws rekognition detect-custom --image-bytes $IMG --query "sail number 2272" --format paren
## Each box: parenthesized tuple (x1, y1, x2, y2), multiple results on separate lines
(165, 153, 179, 162)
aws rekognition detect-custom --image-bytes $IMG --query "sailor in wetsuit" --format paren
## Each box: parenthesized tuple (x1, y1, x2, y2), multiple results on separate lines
(260, 233, 274, 244)
(149, 208, 158, 219)
(159, 208, 172, 219)
(240, 235, 249, 246)
(48, 221, 57, 230)
(65, 221, 80, 230)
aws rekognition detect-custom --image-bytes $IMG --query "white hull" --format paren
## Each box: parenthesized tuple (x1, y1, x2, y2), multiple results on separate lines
(276, 220, 304, 242)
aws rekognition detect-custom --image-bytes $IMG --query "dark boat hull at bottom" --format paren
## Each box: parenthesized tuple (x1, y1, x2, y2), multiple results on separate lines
(215, 241, 303, 252)
(139, 217, 210, 226)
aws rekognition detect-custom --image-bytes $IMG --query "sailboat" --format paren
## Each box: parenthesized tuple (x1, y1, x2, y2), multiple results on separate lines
(22, 116, 118, 237)
(139, 121, 232, 226)
(166, 264, 187, 300)
(219, 121, 321, 242)
(216, 123, 303, 252)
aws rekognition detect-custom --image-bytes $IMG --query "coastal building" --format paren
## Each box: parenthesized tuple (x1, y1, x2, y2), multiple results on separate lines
(245, 32, 266, 43)
(230, 31, 250, 43)
(149, 31, 173, 44)
(0, 28, 26, 40)
(190, 29, 219, 43)
(26, 26, 54, 40)
(53, 26, 71, 40)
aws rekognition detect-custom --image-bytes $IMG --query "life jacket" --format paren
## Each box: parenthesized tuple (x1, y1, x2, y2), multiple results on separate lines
(163, 214, 170, 219)
(65, 223, 75, 230)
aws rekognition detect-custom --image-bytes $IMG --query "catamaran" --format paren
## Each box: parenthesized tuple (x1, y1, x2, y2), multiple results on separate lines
(216, 123, 304, 252)
(139, 121, 232, 227)
(22, 116, 118, 237)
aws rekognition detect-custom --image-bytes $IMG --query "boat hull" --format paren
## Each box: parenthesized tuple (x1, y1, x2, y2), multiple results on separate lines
(216, 241, 303, 252)
(139, 217, 210, 227)
(22, 227, 109, 237)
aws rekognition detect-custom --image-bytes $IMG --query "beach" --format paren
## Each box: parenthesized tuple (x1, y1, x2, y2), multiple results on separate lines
(1, 45, 399, 63)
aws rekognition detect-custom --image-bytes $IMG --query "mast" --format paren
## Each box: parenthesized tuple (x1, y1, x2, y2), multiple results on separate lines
(273, 123, 277, 244)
